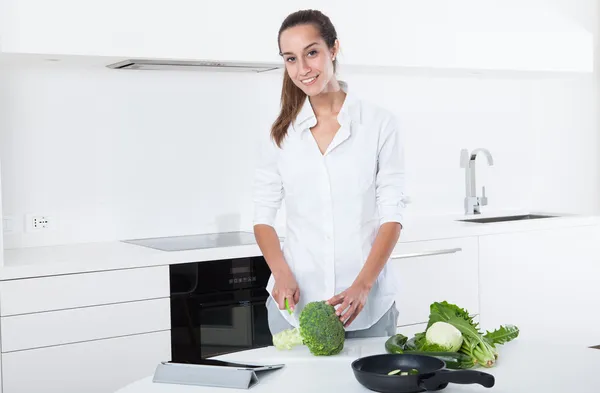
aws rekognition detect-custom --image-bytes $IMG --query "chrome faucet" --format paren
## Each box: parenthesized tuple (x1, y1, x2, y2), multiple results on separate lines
(460, 148, 494, 215)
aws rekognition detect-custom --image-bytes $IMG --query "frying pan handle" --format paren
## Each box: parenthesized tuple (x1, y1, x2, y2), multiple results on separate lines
(420, 370, 495, 391)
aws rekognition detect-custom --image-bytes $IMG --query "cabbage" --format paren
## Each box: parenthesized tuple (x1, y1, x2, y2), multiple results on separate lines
(424, 321, 464, 352)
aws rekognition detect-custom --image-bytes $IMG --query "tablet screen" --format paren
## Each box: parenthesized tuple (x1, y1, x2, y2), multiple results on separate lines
(169, 358, 273, 369)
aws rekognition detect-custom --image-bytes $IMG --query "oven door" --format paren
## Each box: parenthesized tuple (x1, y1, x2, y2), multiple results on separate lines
(200, 294, 271, 358)
(170, 289, 271, 362)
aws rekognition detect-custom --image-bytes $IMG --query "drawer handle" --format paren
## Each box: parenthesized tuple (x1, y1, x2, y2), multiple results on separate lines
(390, 247, 462, 260)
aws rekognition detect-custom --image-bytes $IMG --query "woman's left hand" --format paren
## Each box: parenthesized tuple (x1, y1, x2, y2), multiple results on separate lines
(326, 280, 372, 328)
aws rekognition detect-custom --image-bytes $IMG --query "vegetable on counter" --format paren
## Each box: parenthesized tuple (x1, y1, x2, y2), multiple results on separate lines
(385, 334, 475, 370)
(424, 321, 463, 352)
(385, 301, 519, 369)
(427, 301, 519, 367)
(272, 301, 345, 356)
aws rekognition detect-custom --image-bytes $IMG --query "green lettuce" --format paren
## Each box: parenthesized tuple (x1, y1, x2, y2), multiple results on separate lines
(426, 301, 519, 368)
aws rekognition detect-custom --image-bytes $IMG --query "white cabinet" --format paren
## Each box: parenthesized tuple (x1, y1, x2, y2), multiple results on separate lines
(478, 224, 600, 348)
(0, 0, 593, 73)
(1, 298, 170, 352)
(333, 0, 593, 73)
(0, 266, 172, 393)
(2, 330, 171, 393)
(389, 236, 479, 327)
(0, 0, 286, 64)
(0, 265, 169, 316)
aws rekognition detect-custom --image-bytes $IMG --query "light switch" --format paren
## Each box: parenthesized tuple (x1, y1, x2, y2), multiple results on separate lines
(3, 216, 14, 233)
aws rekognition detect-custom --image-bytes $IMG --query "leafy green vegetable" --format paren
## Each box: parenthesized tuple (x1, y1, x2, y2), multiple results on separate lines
(427, 301, 519, 368)
(428, 301, 496, 367)
(484, 325, 520, 346)
(384, 334, 475, 369)
(272, 301, 345, 356)
(387, 301, 519, 369)
(427, 301, 476, 330)
(412, 332, 425, 348)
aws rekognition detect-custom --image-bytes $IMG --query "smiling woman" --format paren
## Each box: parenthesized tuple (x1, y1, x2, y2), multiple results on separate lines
(270, 10, 340, 148)
(252, 9, 408, 341)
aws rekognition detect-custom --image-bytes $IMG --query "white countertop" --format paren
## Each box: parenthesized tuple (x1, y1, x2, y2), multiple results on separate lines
(2, 210, 599, 281)
(113, 336, 600, 393)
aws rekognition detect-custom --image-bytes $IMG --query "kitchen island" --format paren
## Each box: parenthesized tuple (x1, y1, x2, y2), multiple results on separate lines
(114, 336, 600, 393)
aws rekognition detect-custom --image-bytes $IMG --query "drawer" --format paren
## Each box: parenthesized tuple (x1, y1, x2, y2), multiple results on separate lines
(0, 265, 169, 316)
(1, 298, 170, 352)
(2, 330, 171, 393)
(389, 237, 479, 326)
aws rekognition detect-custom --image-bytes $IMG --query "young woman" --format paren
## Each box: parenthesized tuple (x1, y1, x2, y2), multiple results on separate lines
(253, 9, 407, 338)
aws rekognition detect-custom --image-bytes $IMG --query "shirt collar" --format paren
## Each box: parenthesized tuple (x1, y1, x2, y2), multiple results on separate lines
(292, 80, 360, 132)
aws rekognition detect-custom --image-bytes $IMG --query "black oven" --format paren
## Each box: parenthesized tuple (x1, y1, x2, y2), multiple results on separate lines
(169, 256, 273, 363)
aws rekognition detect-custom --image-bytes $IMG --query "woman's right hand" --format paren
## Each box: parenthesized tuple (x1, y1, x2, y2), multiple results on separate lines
(272, 270, 300, 312)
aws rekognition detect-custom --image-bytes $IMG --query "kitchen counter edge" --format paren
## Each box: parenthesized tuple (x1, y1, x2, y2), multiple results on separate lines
(1, 211, 599, 281)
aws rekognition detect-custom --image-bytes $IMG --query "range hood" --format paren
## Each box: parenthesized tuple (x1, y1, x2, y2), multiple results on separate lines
(106, 59, 281, 73)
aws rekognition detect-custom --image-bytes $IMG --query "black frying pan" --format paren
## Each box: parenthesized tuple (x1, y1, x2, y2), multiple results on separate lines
(351, 354, 495, 393)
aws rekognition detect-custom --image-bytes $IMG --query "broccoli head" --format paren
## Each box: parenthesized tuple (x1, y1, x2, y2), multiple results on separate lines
(272, 300, 345, 356)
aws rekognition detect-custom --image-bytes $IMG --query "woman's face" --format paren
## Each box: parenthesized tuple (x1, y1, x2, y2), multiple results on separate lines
(279, 24, 337, 96)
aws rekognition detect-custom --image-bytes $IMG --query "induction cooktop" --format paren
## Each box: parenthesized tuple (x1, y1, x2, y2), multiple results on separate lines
(122, 231, 259, 251)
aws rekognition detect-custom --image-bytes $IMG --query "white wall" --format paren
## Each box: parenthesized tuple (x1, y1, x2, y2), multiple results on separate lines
(1, 1, 599, 248)
(1, 62, 598, 249)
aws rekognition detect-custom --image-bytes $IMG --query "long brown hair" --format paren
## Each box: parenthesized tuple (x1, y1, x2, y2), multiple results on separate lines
(271, 10, 338, 148)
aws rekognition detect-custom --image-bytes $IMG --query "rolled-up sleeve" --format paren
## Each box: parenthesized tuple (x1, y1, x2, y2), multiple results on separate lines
(376, 117, 407, 228)
(252, 134, 284, 228)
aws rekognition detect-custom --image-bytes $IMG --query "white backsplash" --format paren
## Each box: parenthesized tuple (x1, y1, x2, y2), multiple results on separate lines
(1, 59, 599, 248)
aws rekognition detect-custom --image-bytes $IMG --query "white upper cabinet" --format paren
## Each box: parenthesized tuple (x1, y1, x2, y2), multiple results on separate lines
(0, 0, 594, 73)
(0, 1, 287, 64)
(333, 0, 594, 73)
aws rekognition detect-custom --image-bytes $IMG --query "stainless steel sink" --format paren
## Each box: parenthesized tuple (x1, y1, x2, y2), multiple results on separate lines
(457, 214, 557, 224)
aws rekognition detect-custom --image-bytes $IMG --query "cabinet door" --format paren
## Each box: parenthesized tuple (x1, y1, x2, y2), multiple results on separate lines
(1, 298, 170, 352)
(2, 331, 171, 393)
(0, 265, 169, 316)
(0, 0, 286, 63)
(479, 225, 600, 348)
(388, 237, 479, 327)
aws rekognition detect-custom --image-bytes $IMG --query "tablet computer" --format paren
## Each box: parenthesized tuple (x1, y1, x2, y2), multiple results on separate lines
(165, 358, 285, 372)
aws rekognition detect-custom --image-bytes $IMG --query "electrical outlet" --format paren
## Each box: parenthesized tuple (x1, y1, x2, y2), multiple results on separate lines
(25, 214, 54, 232)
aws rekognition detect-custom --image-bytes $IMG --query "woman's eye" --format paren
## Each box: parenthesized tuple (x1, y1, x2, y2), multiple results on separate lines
(286, 57, 296, 62)
(307, 50, 318, 57)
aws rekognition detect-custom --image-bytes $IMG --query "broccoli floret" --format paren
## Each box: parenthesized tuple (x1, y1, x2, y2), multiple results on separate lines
(272, 326, 303, 350)
(272, 301, 345, 356)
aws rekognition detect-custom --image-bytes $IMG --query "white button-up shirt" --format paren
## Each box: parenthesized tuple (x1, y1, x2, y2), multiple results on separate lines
(253, 81, 407, 331)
